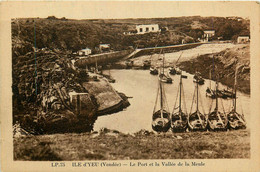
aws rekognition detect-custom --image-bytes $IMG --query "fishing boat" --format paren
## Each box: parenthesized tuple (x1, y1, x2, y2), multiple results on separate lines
(206, 68, 228, 99)
(169, 67, 176, 75)
(95, 56, 102, 75)
(207, 55, 228, 130)
(206, 88, 216, 98)
(150, 66, 158, 75)
(227, 63, 246, 129)
(159, 73, 172, 83)
(169, 52, 183, 75)
(193, 72, 204, 85)
(223, 88, 236, 98)
(103, 63, 115, 83)
(171, 71, 188, 132)
(188, 81, 208, 131)
(143, 59, 151, 69)
(152, 77, 171, 132)
(149, 52, 160, 75)
(159, 52, 172, 84)
(175, 68, 181, 75)
(149, 49, 163, 75)
(207, 80, 228, 131)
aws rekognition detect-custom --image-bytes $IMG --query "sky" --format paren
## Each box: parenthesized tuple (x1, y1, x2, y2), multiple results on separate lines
(2, 1, 256, 20)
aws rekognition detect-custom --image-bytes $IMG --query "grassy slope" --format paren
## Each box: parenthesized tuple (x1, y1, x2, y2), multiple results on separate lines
(14, 129, 249, 160)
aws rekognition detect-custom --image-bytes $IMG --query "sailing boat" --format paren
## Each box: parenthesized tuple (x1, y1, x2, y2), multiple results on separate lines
(150, 66, 159, 75)
(150, 51, 159, 75)
(227, 62, 246, 129)
(171, 71, 188, 132)
(169, 52, 183, 75)
(208, 79, 228, 131)
(188, 81, 208, 131)
(193, 72, 205, 85)
(159, 51, 172, 84)
(150, 47, 162, 75)
(95, 56, 102, 75)
(206, 68, 216, 98)
(104, 63, 115, 83)
(152, 76, 171, 132)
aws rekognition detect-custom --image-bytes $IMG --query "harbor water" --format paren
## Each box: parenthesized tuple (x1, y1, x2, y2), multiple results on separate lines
(94, 69, 250, 133)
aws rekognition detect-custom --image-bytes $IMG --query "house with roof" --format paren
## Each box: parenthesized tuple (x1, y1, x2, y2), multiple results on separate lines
(136, 24, 160, 34)
(78, 48, 92, 56)
(203, 30, 215, 41)
(99, 44, 110, 52)
(237, 36, 250, 44)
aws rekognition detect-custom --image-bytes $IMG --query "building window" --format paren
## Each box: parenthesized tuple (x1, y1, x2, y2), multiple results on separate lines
(140, 28, 143, 32)
(146, 27, 149, 32)
(152, 27, 154, 31)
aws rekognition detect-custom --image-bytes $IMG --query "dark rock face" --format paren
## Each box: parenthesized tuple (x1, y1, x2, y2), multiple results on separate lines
(12, 46, 130, 135)
(12, 47, 98, 134)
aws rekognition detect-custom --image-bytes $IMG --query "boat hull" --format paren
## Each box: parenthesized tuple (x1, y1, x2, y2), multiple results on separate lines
(171, 112, 188, 132)
(152, 110, 171, 132)
(169, 68, 176, 75)
(150, 67, 158, 75)
(159, 74, 172, 83)
(208, 110, 228, 131)
(188, 111, 207, 131)
(227, 111, 246, 130)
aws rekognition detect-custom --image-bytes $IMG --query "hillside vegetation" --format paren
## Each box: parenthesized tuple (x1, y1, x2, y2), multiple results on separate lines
(12, 16, 249, 56)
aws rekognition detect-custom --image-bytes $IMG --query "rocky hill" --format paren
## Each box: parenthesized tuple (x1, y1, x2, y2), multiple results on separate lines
(179, 44, 250, 94)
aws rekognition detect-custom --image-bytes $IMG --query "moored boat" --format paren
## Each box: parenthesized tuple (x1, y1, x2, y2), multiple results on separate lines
(171, 71, 188, 132)
(169, 67, 176, 75)
(193, 72, 204, 85)
(208, 80, 228, 131)
(159, 73, 172, 83)
(188, 81, 208, 131)
(175, 68, 181, 75)
(169, 52, 183, 75)
(159, 52, 172, 84)
(152, 77, 171, 132)
(227, 62, 246, 129)
(150, 66, 158, 75)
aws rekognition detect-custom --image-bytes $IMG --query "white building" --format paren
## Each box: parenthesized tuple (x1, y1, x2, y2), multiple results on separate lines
(136, 24, 160, 34)
(237, 36, 250, 44)
(203, 30, 215, 41)
(78, 48, 92, 56)
(99, 44, 110, 52)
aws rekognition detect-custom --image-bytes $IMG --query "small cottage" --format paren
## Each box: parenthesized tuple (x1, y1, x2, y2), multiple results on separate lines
(136, 24, 160, 34)
(99, 44, 110, 52)
(78, 48, 92, 56)
(237, 36, 250, 44)
(203, 30, 215, 41)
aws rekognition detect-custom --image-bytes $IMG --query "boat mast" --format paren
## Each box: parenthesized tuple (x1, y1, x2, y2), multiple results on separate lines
(196, 81, 199, 112)
(234, 60, 238, 111)
(179, 71, 182, 112)
(162, 51, 165, 75)
(160, 81, 163, 109)
(159, 79, 164, 118)
(209, 68, 212, 89)
(213, 54, 218, 110)
(109, 65, 111, 77)
(95, 56, 98, 73)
